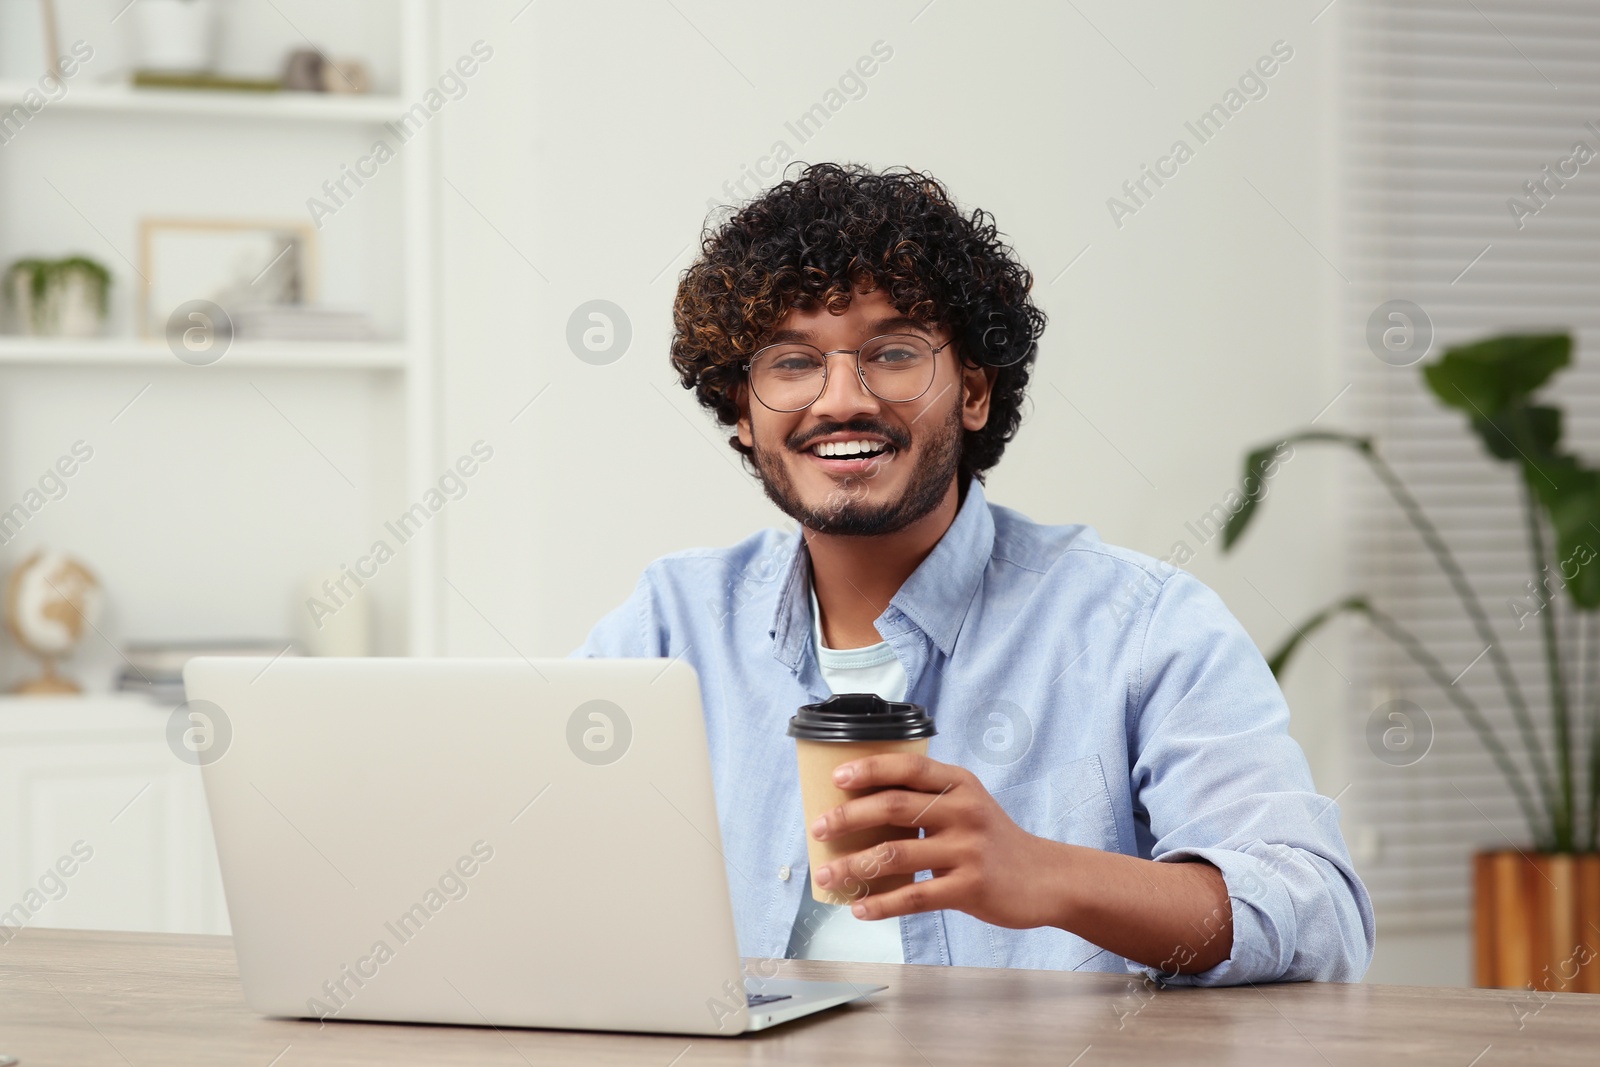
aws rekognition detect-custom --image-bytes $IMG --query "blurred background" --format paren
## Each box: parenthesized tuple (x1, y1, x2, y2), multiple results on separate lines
(2, 0, 1596, 990)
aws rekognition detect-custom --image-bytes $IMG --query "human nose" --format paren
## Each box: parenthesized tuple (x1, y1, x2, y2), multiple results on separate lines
(809, 350, 881, 420)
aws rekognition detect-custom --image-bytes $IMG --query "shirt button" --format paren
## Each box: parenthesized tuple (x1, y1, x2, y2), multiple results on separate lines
(778, 865, 791, 882)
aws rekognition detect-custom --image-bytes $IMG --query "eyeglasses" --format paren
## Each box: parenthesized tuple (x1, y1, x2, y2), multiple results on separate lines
(741, 333, 952, 413)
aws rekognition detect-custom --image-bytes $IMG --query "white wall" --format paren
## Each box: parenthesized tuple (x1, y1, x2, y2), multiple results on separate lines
(437, 0, 1430, 972)
(436, 0, 1351, 793)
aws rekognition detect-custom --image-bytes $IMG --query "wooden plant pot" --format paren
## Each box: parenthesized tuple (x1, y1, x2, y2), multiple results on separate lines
(1473, 850, 1600, 991)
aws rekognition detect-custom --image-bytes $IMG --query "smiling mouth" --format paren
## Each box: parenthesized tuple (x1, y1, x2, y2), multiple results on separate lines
(799, 439, 898, 477)
(805, 439, 894, 459)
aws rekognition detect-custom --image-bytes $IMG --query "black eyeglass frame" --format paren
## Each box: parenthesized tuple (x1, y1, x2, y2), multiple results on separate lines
(739, 333, 956, 413)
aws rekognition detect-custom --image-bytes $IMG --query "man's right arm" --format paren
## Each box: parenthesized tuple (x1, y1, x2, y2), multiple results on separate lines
(568, 569, 664, 659)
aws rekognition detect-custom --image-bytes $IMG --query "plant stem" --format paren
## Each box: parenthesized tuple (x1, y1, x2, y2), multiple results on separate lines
(1357, 602, 1550, 847)
(1521, 475, 1575, 851)
(1264, 429, 1562, 845)
(1347, 439, 1557, 843)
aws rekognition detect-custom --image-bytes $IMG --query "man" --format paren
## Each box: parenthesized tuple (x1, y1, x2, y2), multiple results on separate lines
(574, 162, 1373, 984)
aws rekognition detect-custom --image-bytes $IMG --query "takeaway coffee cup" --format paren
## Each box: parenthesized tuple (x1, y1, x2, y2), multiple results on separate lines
(788, 693, 937, 907)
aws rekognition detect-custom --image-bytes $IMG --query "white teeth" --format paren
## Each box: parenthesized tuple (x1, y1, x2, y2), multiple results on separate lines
(813, 439, 888, 458)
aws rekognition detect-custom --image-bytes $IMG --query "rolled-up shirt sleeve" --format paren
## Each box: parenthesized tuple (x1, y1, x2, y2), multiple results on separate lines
(1125, 570, 1375, 985)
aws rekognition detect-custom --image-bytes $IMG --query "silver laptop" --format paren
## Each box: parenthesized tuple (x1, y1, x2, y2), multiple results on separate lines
(182, 656, 883, 1036)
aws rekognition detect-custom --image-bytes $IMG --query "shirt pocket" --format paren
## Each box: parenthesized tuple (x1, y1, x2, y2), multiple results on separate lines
(988, 753, 1120, 853)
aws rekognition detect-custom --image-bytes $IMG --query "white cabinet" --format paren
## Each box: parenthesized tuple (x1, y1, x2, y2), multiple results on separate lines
(0, 696, 228, 936)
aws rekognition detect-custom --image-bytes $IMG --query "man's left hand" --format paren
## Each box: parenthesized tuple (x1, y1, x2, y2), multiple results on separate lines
(809, 753, 1067, 929)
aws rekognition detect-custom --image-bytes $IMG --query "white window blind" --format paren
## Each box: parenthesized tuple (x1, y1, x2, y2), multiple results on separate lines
(1344, 0, 1600, 930)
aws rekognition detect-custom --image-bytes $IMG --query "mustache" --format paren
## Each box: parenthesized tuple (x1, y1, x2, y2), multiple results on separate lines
(790, 421, 911, 451)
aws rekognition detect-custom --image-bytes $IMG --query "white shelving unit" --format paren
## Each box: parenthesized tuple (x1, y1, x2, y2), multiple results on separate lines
(0, 0, 440, 657)
(0, 336, 409, 370)
(0, 79, 412, 123)
(0, 0, 442, 940)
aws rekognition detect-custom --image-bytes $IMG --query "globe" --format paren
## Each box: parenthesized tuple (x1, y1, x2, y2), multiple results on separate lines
(3, 550, 102, 695)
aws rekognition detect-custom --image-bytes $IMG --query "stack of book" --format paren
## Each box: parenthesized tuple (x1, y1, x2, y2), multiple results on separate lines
(131, 71, 280, 93)
(117, 639, 299, 705)
(231, 304, 377, 342)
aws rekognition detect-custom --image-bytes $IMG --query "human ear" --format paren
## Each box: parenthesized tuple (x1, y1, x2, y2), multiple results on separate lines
(960, 360, 997, 432)
(735, 384, 755, 448)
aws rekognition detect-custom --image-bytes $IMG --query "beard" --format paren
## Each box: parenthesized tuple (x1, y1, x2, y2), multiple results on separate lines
(749, 398, 964, 537)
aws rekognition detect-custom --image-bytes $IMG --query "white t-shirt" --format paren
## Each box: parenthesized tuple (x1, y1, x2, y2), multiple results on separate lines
(784, 582, 909, 964)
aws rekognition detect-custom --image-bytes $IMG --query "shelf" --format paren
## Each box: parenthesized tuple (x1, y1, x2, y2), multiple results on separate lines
(0, 692, 170, 713)
(0, 693, 174, 737)
(0, 80, 410, 124)
(0, 337, 408, 370)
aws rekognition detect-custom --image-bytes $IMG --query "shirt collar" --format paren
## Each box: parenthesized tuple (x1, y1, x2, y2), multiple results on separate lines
(768, 478, 995, 668)
(888, 478, 994, 656)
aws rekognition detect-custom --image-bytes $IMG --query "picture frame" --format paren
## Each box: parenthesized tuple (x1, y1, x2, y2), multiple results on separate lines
(40, 0, 62, 81)
(138, 218, 318, 339)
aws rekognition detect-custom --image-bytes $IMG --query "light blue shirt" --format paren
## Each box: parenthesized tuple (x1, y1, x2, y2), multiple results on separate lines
(572, 478, 1375, 984)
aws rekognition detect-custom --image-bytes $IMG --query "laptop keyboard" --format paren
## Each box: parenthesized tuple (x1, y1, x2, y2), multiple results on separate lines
(746, 993, 793, 1007)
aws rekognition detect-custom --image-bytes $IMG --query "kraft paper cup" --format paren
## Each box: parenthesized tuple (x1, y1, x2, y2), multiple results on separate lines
(788, 694, 937, 907)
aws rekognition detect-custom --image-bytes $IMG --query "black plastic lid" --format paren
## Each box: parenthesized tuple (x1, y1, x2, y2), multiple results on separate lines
(787, 692, 936, 743)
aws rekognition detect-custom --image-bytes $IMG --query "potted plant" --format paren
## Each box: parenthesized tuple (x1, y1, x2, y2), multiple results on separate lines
(4, 256, 111, 337)
(1224, 333, 1600, 993)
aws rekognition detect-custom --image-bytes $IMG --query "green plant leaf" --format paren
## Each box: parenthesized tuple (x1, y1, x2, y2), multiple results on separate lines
(1221, 443, 1283, 551)
(1422, 333, 1570, 417)
(1526, 456, 1600, 609)
(1221, 431, 1371, 553)
(1476, 404, 1562, 462)
(1262, 595, 1371, 678)
(1567, 561, 1600, 610)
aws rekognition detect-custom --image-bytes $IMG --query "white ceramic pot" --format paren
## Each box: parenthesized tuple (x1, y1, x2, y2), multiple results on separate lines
(133, 0, 217, 74)
(7, 267, 108, 337)
(50, 271, 105, 338)
(7, 270, 39, 335)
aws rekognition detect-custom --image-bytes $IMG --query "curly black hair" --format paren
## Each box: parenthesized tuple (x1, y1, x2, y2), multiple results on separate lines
(669, 162, 1046, 487)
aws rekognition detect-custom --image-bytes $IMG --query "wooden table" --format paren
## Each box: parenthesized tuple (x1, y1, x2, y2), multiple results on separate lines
(1, 928, 1595, 1065)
